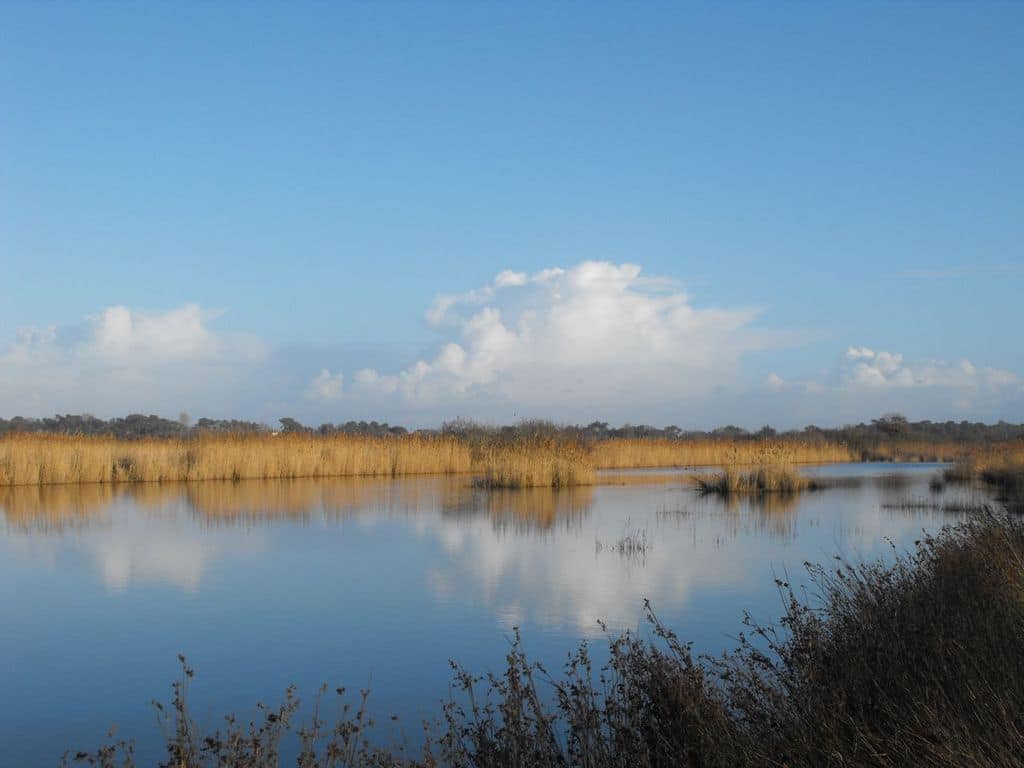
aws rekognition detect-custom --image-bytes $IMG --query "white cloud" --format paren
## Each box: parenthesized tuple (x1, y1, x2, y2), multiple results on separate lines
(342, 261, 767, 418)
(2, 275, 1020, 427)
(840, 346, 1018, 392)
(308, 368, 345, 401)
(756, 345, 1022, 425)
(0, 304, 268, 417)
(87, 304, 223, 363)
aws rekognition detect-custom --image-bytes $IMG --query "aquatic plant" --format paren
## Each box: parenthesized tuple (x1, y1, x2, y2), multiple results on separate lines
(942, 444, 1024, 509)
(595, 521, 650, 559)
(694, 464, 812, 495)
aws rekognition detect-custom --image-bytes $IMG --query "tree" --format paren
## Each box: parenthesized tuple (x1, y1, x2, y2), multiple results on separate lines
(278, 417, 308, 433)
(872, 413, 909, 435)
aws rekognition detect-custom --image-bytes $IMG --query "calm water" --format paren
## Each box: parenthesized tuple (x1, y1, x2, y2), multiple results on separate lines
(0, 464, 997, 765)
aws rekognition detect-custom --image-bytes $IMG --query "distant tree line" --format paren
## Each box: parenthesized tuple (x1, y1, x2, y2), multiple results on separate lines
(440, 414, 1024, 446)
(0, 413, 408, 439)
(279, 417, 408, 437)
(1, 412, 1022, 444)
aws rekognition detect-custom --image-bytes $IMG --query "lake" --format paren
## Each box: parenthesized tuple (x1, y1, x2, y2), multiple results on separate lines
(0, 463, 997, 766)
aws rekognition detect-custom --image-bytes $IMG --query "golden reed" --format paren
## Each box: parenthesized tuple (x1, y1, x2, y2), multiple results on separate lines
(2, 433, 860, 489)
(0, 433, 596, 488)
(591, 437, 853, 468)
(0, 433, 472, 486)
(474, 437, 595, 489)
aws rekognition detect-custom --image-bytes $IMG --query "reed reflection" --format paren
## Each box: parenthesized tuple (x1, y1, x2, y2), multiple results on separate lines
(486, 486, 594, 532)
(1, 483, 115, 533)
(2, 475, 598, 533)
(179, 479, 448, 528)
(668, 491, 802, 543)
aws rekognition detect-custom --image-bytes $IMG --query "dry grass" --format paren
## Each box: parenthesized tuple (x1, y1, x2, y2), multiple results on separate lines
(695, 463, 812, 495)
(690, 442, 819, 495)
(943, 443, 1024, 504)
(7, 433, 1006, 491)
(0, 433, 589, 489)
(473, 436, 595, 488)
(591, 438, 853, 468)
(0, 433, 473, 486)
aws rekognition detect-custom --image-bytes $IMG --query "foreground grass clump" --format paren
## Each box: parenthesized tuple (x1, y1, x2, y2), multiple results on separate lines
(67, 512, 1024, 768)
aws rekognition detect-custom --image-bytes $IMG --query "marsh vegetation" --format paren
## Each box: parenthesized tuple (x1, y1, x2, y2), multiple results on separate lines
(0, 433, 853, 489)
(940, 444, 1024, 510)
(6, 413, 1021, 490)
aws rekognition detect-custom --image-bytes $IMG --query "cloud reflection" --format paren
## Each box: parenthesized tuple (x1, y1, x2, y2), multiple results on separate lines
(0, 469, 986, 629)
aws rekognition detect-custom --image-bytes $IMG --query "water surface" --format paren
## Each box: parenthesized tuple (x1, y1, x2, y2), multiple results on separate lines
(0, 463, 996, 765)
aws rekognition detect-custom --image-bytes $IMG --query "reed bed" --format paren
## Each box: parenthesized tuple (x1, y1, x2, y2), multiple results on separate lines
(7, 432, 1003, 491)
(695, 463, 812, 495)
(591, 437, 853, 468)
(473, 436, 595, 489)
(0, 433, 592, 489)
(942, 443, 1024, 502)
(690, 442, 819, 496)
(0, 433, 473, 486)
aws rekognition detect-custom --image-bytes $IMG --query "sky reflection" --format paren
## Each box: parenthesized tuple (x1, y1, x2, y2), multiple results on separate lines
(0, 465, 997, 766)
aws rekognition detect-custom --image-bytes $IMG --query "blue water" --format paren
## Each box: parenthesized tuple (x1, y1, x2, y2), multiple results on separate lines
(0, 464, 995, 766)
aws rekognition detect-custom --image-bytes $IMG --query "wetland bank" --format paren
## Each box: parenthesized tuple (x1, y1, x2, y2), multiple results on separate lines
(2, 417, 1023, 766)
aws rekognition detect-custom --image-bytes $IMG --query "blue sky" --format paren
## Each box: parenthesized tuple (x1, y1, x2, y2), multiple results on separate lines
(2, 2, 1022, 427)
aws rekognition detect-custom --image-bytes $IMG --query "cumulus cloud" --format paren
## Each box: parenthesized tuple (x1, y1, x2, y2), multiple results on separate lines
(4, 273, 1021, 427)
(308, 368, 345, 401)
(0, 303, 268, 417)
(840, 346, 1017, 392)
(86, 304, 223, 363)
(336, 261, 768, 419)
(759, 345, 1022, 424)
